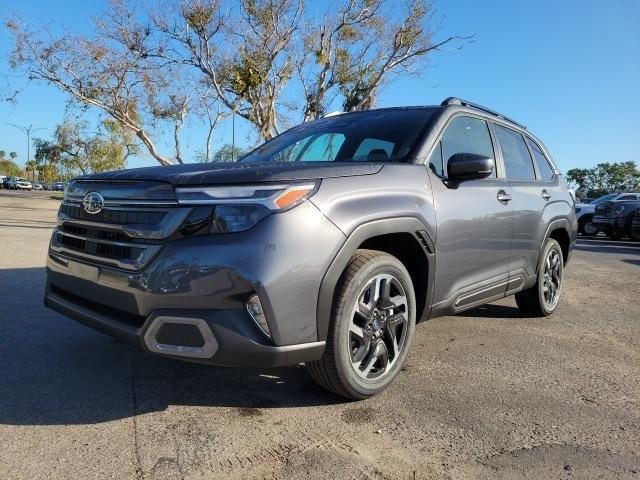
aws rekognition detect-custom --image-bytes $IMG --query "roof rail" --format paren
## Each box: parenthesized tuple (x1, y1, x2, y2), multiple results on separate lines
(441, 97, 526, 129)
(322, 111, 344, 118)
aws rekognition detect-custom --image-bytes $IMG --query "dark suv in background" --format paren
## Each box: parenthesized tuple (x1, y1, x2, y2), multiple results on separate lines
(44, 98, 576, 399)
(594, 196, 640, 240)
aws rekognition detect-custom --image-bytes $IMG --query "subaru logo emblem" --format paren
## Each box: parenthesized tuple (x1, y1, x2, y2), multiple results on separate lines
(82, 192, 104, 215)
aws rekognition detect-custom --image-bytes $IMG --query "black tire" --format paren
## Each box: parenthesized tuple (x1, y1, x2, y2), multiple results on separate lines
(515, 238, 564, 317)
(578, 216, 598, 236)
(307, 249, 416, 400)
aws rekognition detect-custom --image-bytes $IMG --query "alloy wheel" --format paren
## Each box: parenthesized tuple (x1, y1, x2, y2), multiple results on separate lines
(348, 274, 408, 379)
(542, 247, 562, 310)
(583, 221, 598, 236)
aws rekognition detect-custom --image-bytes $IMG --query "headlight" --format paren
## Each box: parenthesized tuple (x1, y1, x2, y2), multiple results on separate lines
(210, 204, 271, 233)
(176, 183, 317, 233)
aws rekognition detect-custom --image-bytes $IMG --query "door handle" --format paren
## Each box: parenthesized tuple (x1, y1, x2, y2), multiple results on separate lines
(497, 190, 512, 203)
(542, 190, 551, 200)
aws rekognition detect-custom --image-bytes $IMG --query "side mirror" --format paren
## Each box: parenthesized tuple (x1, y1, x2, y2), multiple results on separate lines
(447, 153, 494, 183)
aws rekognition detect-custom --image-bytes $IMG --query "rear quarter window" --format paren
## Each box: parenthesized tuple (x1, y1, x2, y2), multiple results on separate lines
(526, 137, 555, 181)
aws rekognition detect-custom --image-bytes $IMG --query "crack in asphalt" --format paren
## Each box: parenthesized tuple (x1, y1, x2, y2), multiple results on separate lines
(129, 355, 143, 480)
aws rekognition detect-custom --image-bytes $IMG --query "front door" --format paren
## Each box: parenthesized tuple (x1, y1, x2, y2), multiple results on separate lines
(428, 115, 514, 312)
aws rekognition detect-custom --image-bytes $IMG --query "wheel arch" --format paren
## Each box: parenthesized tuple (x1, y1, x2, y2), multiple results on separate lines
(316, 217, 435, 342)
(541, 218, 574, 268)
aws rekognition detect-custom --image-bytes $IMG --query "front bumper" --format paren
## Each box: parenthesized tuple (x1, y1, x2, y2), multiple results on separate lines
(44, 201, 344, 367)
(44, 284, 325, 366)
(593, 215, 626, 232)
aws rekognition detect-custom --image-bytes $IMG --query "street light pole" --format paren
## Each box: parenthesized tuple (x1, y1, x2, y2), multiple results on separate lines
(6, 123, 49, 181)
(231, 109, 236, 162)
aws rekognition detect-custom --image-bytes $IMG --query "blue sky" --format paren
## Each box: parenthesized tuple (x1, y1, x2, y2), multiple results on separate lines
(1, 0, 639, 173)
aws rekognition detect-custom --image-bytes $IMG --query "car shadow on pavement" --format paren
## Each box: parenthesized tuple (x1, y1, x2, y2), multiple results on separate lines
(0, 267, 346, 427)
(622, 258, 640, 267)
(575, 239, 640, 255)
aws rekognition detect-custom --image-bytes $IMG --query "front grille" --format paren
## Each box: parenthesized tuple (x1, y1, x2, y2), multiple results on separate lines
(60, 223, 131, 243)
(632, 210, 640, 237)
(57, 231, 144, 261)
(60, 203, 166, 225)
(53, 182, 186, 270)
(595, 202, 613, 216)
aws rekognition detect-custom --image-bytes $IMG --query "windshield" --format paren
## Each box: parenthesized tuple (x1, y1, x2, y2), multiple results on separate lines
(241, 109, 435, 164)
(17, 178, 28, 182)
(594, 194, 616, 204)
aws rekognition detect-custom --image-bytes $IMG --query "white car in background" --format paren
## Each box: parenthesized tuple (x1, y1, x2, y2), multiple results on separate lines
(7, 177, 33, 190)
(576, 192, 640, 235)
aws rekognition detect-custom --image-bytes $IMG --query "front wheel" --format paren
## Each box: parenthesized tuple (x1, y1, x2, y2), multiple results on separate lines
(307, 250, 416, 400)
(515, 238, 564, 317)
(578, 216, 598, 236)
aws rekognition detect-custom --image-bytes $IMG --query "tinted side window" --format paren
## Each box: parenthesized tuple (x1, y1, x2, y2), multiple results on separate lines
(617, 195, 637, 201)
(526, 137, 554, 181)
(495, 125, 536, 180)
(441, 116, 496, 178)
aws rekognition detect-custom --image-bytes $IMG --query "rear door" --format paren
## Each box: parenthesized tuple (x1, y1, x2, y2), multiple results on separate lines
(494, 124, 561, 280)
(428, 115, 514, 312)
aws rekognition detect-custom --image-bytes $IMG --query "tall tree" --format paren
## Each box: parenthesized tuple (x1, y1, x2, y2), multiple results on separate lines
(25, 159, 37, 181)
(152, 0, 302, 140)
(567, 161, 640, 198)
(7, 0, 467, 156)
(34, 120, 138, 176)
(299, 0, 470, 120)
(211, 144, 247, 162)
(0, 158, 23, 177)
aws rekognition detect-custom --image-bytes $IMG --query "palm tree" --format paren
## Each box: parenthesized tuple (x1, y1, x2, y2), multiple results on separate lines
(0, 150, 6, 161)
(9, 152, 17, 161)
(25, 159, 37, 182)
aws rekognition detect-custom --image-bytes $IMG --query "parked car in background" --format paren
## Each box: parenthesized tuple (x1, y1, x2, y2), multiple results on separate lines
(0, 177, 7, 189)
(32, 182, 44, 190)
(52, 182, 65, 191)
(45, 97, 576, 399)
(7, 177, 33, 190)
(630, 208, 640, 242)
(593, 197, 640, 239)
(575, 193, 640, 235)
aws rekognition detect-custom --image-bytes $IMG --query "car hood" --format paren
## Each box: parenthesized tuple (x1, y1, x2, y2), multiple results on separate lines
(77, 161, 383, 186)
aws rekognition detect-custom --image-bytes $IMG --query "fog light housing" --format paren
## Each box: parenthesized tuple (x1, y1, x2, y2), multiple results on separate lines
(246, 294, 271, 339)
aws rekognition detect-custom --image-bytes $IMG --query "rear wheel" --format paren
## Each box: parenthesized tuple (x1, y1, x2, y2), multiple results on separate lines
(307, 249, 416, 400)
(515, 238, 564, 317)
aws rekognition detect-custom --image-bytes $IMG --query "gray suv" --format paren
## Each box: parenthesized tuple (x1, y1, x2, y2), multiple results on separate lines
(44, 98, 576, 399)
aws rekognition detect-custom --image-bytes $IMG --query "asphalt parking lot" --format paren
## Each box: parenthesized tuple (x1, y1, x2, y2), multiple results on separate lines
(0, 189, 638, 480)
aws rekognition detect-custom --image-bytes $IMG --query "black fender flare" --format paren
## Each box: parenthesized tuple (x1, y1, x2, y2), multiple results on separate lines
(315, 217, 435, 342)
(540, 218, 575, 269)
